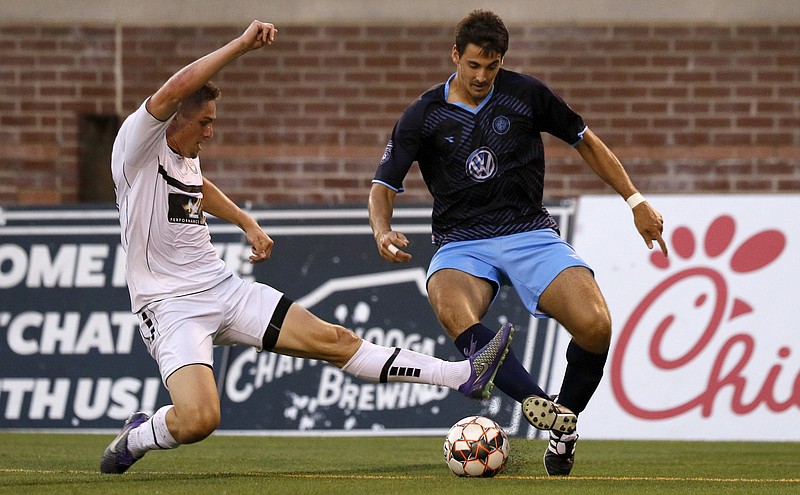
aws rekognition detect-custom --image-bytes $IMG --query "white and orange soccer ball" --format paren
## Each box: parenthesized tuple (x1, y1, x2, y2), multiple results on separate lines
(443, 415, 509, 477)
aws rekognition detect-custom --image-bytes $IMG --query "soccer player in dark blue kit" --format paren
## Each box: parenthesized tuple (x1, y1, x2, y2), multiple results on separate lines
(368, 10, 668, 476)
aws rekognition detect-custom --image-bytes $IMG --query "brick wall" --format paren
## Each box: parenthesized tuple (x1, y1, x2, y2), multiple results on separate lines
(1, 22, 798, 205)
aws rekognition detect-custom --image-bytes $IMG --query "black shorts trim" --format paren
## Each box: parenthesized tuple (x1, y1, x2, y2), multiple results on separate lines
(262, 295, 293, 351)
(165, 363, 213, 385)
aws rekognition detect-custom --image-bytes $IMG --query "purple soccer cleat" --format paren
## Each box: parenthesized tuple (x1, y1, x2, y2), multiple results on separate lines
(100, 411, 149, 474)
(458, 322, 514, 400)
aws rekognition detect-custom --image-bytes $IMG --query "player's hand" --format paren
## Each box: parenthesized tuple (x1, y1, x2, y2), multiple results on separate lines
(376, 231, 412, 263)
(244, 224, 274, 264)
(632, 202, 668, 257)
(239, 20, 277, 52)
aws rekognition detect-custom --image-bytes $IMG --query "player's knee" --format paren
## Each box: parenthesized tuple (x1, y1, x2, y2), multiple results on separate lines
(583, 312, 612, 353)
(176, 404, 220, 444)
(316, 322, 357, 346)
(333, 324, 361, 355)
(185, 417, 219, 444)
(312, 323, 361, 364)
(569, 309, 611, 354)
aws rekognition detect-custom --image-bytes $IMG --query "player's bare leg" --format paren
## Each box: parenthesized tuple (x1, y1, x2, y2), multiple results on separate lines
(163, 365, 221, 443)
(273, 302, 512, 400)
(537, 266, 611, 475)
(101, 302, 512, 475)
(100, 364, 218, 474)
(429, 269, 553, 404)
(539, 266, 612, 355)
(427, 268, 493, 340)
(270, 303, 362, 367)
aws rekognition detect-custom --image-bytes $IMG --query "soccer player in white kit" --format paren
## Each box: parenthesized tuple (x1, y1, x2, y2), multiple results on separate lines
(101, 20, 513, 474)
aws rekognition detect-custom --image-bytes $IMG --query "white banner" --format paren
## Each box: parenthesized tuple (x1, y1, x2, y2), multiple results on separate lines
(562, 194, 799, 440)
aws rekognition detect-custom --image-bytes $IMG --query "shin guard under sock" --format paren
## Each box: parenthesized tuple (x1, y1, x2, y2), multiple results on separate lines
(556, 340, 608, 414)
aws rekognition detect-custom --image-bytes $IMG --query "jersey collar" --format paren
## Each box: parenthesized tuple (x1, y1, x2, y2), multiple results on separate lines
(444, 72, 495, 114)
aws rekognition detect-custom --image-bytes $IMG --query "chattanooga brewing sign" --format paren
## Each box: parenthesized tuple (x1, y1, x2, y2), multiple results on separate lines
(0, 205, 573, 435)
(565, 195, 799, 440)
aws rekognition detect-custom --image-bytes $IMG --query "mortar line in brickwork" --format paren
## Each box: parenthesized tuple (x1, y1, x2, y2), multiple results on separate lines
(114, 23, 123, 116)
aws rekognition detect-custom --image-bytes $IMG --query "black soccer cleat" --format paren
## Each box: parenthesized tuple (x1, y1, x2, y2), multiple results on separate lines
(521, 395, 577, 433)
(543, 430, 578, 476)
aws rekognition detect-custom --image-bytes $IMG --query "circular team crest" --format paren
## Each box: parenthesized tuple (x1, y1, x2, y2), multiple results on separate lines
(465, 147, 497, 182)
(380, 140, 393, 165)
(492, 115, 511, 135)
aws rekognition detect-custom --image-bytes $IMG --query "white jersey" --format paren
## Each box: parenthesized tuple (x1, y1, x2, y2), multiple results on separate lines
(111, 99, 231, 312)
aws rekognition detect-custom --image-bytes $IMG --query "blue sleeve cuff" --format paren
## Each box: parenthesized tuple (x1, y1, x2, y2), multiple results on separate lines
(372, 179, 404, 194)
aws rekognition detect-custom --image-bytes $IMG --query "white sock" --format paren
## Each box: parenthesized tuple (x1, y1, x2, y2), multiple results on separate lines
(127, 405, 180, 457)
(341, 340, 470, 389)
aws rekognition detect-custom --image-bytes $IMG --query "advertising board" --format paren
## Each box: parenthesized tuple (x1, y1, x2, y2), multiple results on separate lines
(566, 195, 799, 440)
(0, 204, 574, 436)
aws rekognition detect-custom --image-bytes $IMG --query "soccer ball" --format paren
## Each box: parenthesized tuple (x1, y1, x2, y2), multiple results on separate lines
(443, 416, 509, 477)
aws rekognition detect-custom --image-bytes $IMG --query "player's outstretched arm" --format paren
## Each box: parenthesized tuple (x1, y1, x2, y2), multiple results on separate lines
(368, 183, 412, 262)
(202, 178, 273, 263)
(147, 20, 278, 121)
(575, 128, 668, 256)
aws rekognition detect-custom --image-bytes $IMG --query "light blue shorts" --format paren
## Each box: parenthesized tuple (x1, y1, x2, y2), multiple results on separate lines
(426, 229, 592, 318)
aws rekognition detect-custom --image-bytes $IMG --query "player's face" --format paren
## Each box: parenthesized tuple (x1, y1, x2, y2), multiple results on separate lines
(452, 43, 503, 104)
(168, 100, 216, 159)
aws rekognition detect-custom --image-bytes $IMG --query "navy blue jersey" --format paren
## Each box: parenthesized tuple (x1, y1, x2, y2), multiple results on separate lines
(373, 69, 587, 246)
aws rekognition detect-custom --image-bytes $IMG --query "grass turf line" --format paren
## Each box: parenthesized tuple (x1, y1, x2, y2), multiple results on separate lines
(0, 433, 798, 495)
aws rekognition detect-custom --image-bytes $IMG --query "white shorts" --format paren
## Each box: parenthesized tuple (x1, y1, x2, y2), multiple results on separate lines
(136, 275, 286, 384)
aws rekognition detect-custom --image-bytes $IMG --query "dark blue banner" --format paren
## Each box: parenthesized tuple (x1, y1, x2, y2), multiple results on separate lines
(0, 204, 575, 435)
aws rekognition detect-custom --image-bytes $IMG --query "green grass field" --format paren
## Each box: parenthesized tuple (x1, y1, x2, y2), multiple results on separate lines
(1, 433, 798, 495)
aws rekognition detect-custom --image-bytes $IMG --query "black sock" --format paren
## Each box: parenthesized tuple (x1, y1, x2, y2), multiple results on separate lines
(556, 340, 608, 414)
(454, 323, 547, 403)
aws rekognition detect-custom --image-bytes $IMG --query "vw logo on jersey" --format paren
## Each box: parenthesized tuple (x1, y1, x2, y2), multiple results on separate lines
(465, 147, 498, 182)
(380, 140, 393, 165)
(492, 115, 511, 135)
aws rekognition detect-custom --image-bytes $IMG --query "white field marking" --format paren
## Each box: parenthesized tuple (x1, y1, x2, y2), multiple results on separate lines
(1, 468, 799, 484)
(284, 474, 800, 483)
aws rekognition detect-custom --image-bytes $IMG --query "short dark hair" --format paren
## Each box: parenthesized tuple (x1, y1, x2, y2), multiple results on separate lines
(454, 10, 509, 58)
(179, 81, 221, 116)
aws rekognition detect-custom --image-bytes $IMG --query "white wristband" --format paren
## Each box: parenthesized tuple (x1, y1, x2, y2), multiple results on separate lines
(626, 192, 646, 209)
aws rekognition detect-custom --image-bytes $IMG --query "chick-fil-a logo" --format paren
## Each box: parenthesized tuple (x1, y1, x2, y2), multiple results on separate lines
(611, 215, 794, 419)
